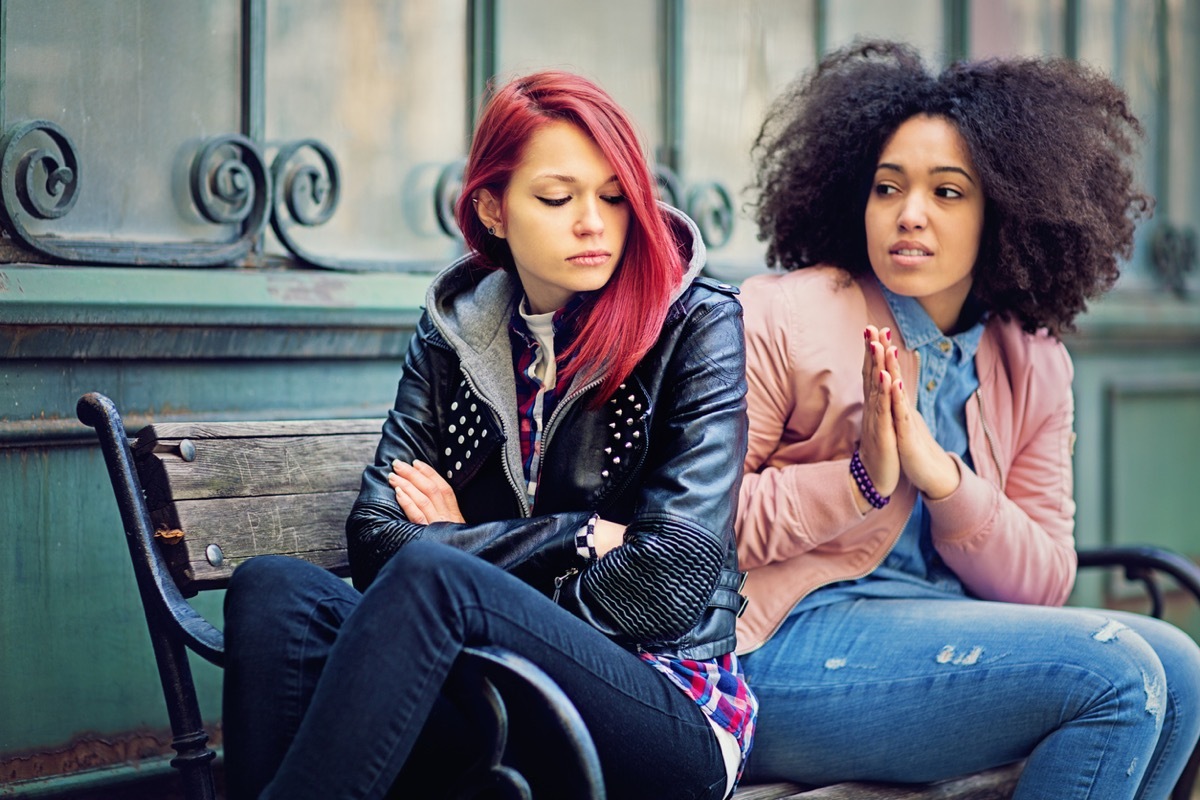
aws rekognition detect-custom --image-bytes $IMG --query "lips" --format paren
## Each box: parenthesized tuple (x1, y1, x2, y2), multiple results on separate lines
(887, 240, 933, 268)
(568, 250, 611, 266)
(890, 241, 932, 256)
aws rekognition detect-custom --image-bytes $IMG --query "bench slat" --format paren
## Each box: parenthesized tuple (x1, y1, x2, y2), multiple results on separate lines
(133, 419, 381, 447)
(137, 433, 378, 508)
(730, 763, 1021, 800)
(151, 490, 357, 591)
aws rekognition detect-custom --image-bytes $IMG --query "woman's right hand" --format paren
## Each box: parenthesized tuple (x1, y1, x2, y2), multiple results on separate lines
(856, 326, 902, 510)
(388, 459, 466, 524)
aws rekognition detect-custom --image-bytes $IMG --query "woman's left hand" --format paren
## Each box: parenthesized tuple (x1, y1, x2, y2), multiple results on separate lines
(888, 372, 961, 500)
(388, 459, 466, 524)
(592, 518, 627, 558)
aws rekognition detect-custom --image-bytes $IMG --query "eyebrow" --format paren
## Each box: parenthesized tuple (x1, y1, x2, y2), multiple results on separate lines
(534, 173, 620, 185)
(876, 162, 977, 186)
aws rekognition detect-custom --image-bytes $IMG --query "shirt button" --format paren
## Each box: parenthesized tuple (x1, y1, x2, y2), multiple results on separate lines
(938, 339, 952, 353)
(926, 379, 937, 391)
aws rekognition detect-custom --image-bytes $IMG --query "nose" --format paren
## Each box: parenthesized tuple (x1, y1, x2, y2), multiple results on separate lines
(574, 198, 604, 237)
(897, 194, 926, 231)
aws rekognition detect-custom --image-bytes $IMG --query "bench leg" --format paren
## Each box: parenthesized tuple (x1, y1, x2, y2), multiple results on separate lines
(144, 604, 218, 800)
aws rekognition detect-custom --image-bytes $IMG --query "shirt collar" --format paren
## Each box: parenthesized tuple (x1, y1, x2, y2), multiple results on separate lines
(510, 292, 589, 343)
(878, 280, 986, 360)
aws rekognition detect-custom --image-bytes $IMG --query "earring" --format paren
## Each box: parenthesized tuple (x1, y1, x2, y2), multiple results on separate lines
(487, 226, 496, 236)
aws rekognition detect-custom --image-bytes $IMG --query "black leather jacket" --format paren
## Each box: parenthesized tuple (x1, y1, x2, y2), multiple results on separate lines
(347, 208, 748, 660)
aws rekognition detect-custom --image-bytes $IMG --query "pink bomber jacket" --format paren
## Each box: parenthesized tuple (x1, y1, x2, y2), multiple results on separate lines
(735, 267, 1078, 655)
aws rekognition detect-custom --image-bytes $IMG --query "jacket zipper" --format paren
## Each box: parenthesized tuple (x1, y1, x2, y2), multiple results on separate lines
(455, 367, 533, 517)
(542, 374, 604, 458)
(552, 567, 579, 603)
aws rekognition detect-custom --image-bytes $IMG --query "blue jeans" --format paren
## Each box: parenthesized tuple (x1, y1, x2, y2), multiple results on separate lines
(222, 540, 727, 800)
(741, 597, 1200, 799)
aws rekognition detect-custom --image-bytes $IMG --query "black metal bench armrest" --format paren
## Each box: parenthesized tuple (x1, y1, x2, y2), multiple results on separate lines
(1077, 545, 1200, 619)
(76, 392, 225, 665)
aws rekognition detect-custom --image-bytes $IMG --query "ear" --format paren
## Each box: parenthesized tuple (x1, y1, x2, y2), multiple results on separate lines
(473, 189, 505, 238)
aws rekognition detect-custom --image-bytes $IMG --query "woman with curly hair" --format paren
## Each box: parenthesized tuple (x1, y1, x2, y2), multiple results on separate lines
(735, 40, 1200, 798)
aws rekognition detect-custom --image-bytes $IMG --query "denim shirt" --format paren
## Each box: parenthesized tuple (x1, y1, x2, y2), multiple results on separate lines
(795, 282, 986, 611)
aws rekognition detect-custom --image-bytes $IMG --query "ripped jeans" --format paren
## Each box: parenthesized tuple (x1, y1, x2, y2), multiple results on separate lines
(740, 598, 1200, 800)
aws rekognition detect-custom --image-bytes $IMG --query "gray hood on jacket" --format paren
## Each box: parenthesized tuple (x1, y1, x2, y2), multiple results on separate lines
(422, 204, 707, 512)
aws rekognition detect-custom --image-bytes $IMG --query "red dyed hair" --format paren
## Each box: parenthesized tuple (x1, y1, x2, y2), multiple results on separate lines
(454, 70, 682, 405)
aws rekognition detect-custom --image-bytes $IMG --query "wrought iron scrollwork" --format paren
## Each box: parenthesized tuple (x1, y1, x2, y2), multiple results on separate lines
(1150, 222, 1197, 298)
(0, 123, 270, 266)
(654, 165, 684, 210)
(653, 165, 733, 249)
(685, 181, 734, 249)
(189, 134, 271, 237)
(0, 120, 81, 252)
(268, 139, 342, 267)
(434, 158, 466, 240)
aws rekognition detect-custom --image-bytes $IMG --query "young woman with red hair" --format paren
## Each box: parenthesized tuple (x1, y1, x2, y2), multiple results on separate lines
(221, 70, 756, 800)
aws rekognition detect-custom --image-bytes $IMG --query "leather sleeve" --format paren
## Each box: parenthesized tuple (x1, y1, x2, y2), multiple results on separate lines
(555, 293, 748, 645)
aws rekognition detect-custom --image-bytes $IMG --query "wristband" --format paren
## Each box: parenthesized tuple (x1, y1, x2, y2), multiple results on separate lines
(850, 449, 890, 509)
(575, 513, 599, 561)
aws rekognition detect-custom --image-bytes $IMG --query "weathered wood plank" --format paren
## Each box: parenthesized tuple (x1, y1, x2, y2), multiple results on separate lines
(132, 419, 381, 450)
(732, 763, 1021, 800)
(731, 784, 815, 800)
(138, 433, 379, 507)
(150, 490, 357, 591)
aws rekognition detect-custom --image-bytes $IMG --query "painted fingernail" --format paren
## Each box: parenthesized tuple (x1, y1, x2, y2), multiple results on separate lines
(864, 328, 871, 340)
(885, 329, 892, 341)
(880, 370, 887, 383)
(897, 380, 904, 392)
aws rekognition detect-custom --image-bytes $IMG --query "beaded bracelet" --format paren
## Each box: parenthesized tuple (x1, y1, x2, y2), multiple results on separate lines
(575, 513, 599, 561)
(850, 449, 890, 509)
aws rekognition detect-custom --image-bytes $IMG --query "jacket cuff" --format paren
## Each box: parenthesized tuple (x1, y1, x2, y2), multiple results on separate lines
(926, 453, 996, 544)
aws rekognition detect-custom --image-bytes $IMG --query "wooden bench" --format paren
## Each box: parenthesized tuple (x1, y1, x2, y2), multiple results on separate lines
(77, 391, 1200, 800)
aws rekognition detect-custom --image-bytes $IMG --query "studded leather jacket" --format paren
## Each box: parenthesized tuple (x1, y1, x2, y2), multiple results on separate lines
(346, 207, 748, 660)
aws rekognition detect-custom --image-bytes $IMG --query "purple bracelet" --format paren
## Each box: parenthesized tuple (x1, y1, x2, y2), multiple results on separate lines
(850, 449, 890, 509)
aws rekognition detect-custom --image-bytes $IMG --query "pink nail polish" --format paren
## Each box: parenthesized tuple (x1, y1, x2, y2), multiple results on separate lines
(897, 380, 904, 392)
(864, 328, 871, 340)
(885, 329, 892, 342)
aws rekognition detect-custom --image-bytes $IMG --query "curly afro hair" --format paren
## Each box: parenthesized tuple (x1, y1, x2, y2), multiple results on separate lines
(750, 39, 1153, 335)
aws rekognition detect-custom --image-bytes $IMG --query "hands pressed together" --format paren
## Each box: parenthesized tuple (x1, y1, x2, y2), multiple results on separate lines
(388, 459, 626, 556)
(855, 326, 961, 514)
